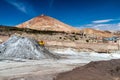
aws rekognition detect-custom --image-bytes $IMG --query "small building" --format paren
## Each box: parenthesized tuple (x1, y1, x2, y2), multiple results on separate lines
(96, 37, 103, 43)
(103, 36, 119, 44)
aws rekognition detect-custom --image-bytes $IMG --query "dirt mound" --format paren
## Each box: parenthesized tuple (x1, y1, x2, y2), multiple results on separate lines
(0, 35, 59, 60)
(55, 59, 120, 80)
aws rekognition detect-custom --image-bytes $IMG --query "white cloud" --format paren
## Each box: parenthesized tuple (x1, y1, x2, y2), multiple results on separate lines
(5, 0, 36, 16)
(5, 0, 27, 13)
(79, 23, 120, 31)
(77, 18, 120, 31)
(92, 19, 113, 24)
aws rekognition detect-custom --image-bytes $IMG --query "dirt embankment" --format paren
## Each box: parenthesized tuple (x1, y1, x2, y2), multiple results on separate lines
(55, 59, 120, 80)
(46, 41, 118, 53)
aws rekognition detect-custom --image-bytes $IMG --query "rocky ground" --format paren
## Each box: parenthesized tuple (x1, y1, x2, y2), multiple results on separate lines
(55, 59, 120, 80)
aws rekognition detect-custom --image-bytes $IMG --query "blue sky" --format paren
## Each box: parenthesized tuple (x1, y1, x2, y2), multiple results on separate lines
(0, 0, 120, 30)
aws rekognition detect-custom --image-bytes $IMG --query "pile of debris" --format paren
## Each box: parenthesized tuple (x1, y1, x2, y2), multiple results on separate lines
(55, 59, 120, 80)
(0, 35, 59, 60)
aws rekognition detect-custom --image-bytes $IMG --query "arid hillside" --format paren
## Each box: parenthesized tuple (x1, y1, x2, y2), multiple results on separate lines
(82, 28, 113, 37)
(17, 15, 80, 33)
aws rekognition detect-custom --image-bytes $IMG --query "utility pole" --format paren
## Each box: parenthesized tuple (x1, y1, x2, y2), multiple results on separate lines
(118, 39, 120, 50)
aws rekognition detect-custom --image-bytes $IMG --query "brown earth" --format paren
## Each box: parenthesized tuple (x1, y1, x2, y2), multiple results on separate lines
(46, 41, 118, 53)
(82, 28, 113, 37)
(17, 15, 80, 33)
(55, 59, 120, 80)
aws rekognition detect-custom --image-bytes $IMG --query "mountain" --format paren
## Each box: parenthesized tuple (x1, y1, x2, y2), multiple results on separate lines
(17, 15, 79, 33)
(81, 28, 113, 37)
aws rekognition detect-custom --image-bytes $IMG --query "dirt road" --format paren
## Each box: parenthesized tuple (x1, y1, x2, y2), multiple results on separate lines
(0, 59, 84, 80)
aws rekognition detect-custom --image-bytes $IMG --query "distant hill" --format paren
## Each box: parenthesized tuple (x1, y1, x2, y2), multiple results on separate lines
(17, 15, 80, 33)
(81, 28, 113, 37)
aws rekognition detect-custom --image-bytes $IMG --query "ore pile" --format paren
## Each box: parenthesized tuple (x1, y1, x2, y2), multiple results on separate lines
(0, 35, 59, 60)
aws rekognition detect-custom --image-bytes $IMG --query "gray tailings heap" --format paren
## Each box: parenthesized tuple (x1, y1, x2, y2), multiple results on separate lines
(0, 35, 59, 60)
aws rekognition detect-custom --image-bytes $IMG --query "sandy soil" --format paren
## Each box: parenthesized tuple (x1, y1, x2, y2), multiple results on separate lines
(55, 59, 120, 80)
(0, 59, 84, 80)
